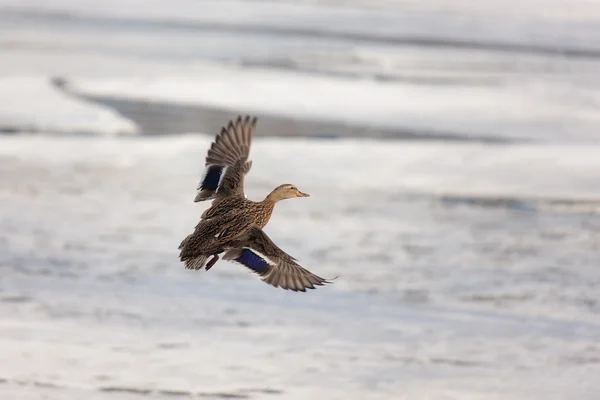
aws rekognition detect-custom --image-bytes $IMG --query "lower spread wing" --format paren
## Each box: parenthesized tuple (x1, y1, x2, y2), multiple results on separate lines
(223, 227, 333, 292)
(195, 116, 257, 202)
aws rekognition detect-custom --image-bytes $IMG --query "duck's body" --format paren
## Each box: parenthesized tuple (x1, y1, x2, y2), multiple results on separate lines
(179, 186, 296, 263)
(178, 116, 331, 292)
(201, 194, 274, 226)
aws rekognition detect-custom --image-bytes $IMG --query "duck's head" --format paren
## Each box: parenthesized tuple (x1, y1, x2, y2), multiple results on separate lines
(267, 184, 310, 202)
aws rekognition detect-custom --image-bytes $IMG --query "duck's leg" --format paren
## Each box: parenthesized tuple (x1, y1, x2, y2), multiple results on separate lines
(205, 254, 219, 271)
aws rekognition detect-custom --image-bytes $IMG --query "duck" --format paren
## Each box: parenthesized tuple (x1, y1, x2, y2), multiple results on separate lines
(178, 115, 333, 292)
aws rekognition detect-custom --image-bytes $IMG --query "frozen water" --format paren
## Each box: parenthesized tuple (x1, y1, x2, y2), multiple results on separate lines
(1, 134, 600, 399)
(0, 77, 137, 135)
(2, 0, 600, 399)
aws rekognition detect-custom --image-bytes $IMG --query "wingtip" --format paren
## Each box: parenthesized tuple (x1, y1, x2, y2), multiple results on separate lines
(285, 275, 337, 292)
(316, 275, 338, 287)
(238, 114, 257, 126)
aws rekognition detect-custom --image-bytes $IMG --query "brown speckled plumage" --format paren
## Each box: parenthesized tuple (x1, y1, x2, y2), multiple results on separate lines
(178, 116, 333, 292)
(194, 116, 255, 202)
(201, 195, 273, 227)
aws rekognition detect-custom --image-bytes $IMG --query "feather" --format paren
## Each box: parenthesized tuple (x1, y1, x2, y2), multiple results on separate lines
(181, 116, 332, 292)
(184, 255, 208, 270)
(194, 116, 257, 202)
(234, 248, 270, 274)
(225, 227, 334, 292)
(199, 165, 224, 191)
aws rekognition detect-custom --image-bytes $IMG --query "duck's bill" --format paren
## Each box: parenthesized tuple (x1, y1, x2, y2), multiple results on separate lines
(298, 191, 310, 197)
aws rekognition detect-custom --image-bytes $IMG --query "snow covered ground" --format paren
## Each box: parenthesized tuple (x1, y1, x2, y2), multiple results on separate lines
(66, 64, 600, 141)
(1, 134, 600, 399)
(1, 0, 600, 140)
(1, 1, 600, 399)
(0, 77, 137, 135)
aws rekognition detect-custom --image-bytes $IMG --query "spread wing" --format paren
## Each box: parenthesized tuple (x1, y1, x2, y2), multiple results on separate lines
(194, 116, 257, 202)
(223, 227, 334, 292)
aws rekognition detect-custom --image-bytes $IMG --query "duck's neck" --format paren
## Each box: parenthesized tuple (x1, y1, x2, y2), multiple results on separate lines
(262, 195, 279, 209)
(264, 190, 282, 204)
(257, 196, 277, 228)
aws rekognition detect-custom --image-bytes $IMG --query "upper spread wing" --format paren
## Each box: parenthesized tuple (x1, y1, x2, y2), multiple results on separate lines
(194, 116, 257, 202)
(224, 227, 333, 292)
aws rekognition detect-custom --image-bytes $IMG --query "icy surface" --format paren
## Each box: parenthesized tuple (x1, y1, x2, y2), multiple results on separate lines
(1, 135, 600, 399)
(1, 0, 600, 140)
(67, 66, 600, 141)
(3, 0, 600, 49)
(0, 77, 137, 135)
(2, 0, 600, 398)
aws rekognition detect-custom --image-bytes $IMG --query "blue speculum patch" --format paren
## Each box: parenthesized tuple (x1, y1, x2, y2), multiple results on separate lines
(236, 249, 268, 274)
(201, 165, 223, 190)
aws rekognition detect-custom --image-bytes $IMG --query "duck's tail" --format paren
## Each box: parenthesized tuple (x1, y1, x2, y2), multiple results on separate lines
(182, 254, 209, 271)
(179, 234, 209, 270)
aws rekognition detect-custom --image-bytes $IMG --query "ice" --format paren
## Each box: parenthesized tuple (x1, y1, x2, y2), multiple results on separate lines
(4, 134, 600, 199)
(0, 77, 138, 135)
(68, 66, 600, 142)
(2, 133, 600, 399)
(2, 0, 600, 142)
(2, 0, 600, 49)
(2, 1, 600, 398)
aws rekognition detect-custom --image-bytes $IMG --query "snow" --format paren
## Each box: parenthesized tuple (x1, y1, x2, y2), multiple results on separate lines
(67, 65, 600, 142)
(2, 0, 600, 47)
(0, 77, 138, 135)
(2, 1, 600, 398)
(2, 133, 600, 399)
(1, 0, 599, 141)
(5, 133, 600, 200)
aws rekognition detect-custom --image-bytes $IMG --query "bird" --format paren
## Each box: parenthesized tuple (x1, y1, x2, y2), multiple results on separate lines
(178, 115, 333, 292)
